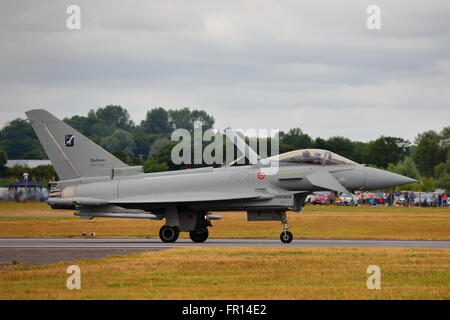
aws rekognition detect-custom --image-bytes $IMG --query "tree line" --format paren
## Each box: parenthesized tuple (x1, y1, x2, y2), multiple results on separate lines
(0, 105, 449, 191)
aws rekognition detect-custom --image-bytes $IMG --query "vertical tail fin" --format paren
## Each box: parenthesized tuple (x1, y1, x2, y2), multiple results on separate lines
(26, 109, 129, 180)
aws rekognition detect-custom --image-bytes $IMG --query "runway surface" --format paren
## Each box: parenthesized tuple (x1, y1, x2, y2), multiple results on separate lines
(1, 238, 449, 264)
(2, 238, 450, 249)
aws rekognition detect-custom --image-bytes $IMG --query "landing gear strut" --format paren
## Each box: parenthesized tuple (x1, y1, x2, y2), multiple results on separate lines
(159, 226, 180, 243)
(279, 212, 293, 244)
(189, 213, 211, 243)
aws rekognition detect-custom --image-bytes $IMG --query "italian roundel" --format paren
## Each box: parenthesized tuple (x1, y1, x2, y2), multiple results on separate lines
(257, 171, 266, 180)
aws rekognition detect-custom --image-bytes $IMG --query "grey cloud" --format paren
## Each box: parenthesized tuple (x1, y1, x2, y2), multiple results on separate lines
(0, 0, 449, 142)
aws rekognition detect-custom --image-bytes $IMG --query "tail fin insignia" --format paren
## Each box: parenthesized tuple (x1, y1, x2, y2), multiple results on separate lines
(26, 109, 128, 180)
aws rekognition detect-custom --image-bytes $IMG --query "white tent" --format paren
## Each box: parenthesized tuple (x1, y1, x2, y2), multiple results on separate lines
(5, 160, 52, 169)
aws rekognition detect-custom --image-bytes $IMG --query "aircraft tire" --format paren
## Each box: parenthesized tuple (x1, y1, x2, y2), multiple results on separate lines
(189, 228, 209, 243)
(159, 226, 180, 243)
(280, 231, 293, 244)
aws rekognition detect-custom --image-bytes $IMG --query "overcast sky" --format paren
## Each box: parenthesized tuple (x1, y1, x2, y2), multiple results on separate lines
(0, 1, 449, 142)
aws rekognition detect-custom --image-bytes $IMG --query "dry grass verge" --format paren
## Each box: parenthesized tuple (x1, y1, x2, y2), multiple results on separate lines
(0, 246, 449, 299)
(0, 202, 449, 240)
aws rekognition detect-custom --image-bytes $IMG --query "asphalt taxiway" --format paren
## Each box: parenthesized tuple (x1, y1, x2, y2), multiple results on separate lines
(1, 238, 449, 264)
(1, 238, 450, 249)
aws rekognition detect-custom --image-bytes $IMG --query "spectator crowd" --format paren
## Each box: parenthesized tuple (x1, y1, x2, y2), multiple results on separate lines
(308, 190, 448, 207)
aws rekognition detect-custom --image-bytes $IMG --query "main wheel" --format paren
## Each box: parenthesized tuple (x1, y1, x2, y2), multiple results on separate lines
(189, 228, 209, 243)
(280, 231, 293, 244)
(159, 226, 180, 243)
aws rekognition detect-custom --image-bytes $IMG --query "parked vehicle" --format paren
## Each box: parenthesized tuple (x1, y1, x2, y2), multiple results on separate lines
(310, 191, 333, 205)
(413, 192, 435, 206)
(337, 193, 358, 206)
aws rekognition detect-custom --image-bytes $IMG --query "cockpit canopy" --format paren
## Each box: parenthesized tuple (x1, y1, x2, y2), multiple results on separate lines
(266, 149, 358, 166)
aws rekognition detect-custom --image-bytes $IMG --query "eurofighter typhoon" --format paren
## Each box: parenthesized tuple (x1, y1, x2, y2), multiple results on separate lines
(26, 109, 416, 243)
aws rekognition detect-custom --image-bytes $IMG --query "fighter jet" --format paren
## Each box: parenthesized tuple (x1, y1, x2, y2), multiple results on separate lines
(26, 109, 416, 243)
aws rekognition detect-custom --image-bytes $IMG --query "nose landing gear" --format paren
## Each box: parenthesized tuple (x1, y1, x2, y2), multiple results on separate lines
(280, 231, 293, 243)
(280, 212, 293, 244)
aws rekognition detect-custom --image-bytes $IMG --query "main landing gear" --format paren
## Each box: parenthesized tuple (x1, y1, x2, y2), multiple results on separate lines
(280, 212, 293, 244)
(159, 225, 210, 243)
(189, 213, 211, 243)
(159, 225, 180, 243)
(158, 212, 212, 243)
(189, 228, 209, 243)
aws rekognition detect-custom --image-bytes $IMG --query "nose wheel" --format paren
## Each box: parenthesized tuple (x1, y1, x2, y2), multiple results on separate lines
(280, 212, 293, 243)
(280, 231, 293, 243)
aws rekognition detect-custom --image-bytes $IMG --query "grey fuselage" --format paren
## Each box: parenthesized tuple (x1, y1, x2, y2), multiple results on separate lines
(54, 161, 400, 214)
